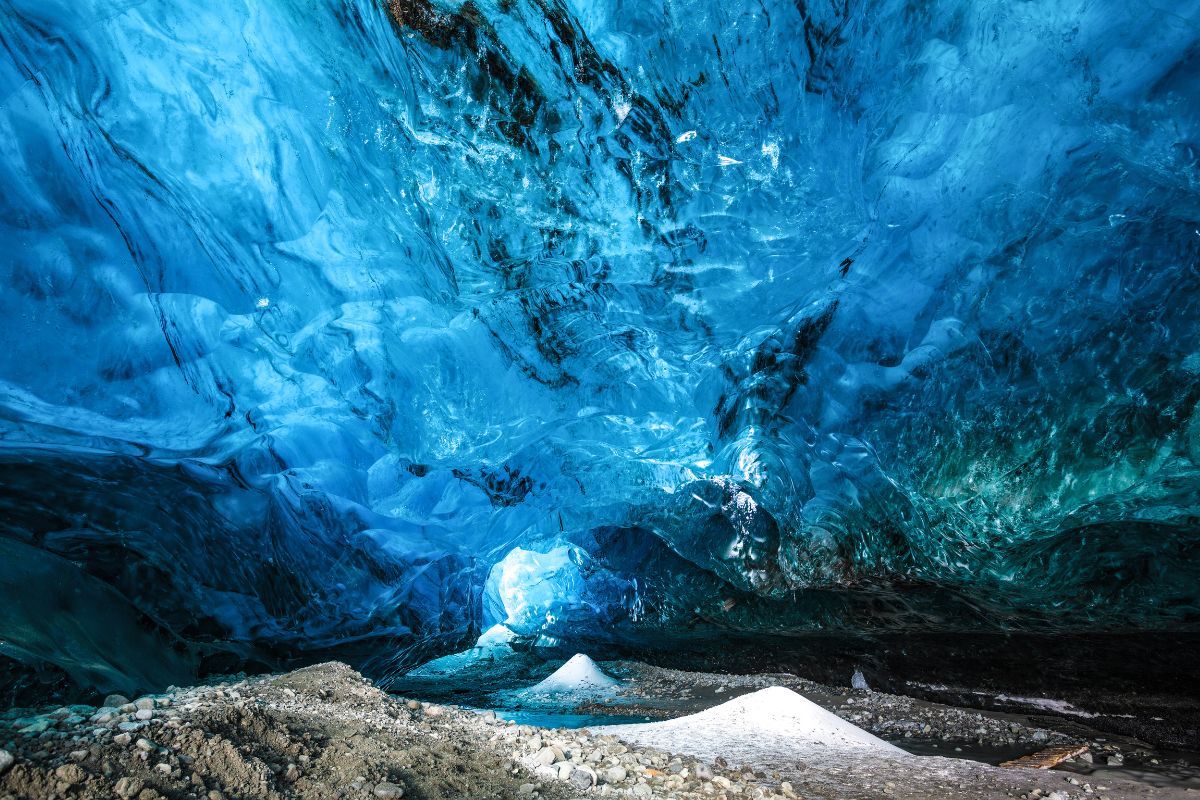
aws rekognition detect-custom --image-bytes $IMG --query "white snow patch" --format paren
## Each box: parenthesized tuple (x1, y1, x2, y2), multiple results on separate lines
(592, 686, 906, 766)
(907, 683, 1136, 720)
(529, 653, 620, 695)
(993, 694, 1134, 719)
(474, 623, 518, 648)
(406, 625, 517, 677)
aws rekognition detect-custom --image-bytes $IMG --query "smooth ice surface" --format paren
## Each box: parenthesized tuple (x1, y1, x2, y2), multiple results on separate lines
(1, 0, 1200, 689)
(591, 686, 905, 761)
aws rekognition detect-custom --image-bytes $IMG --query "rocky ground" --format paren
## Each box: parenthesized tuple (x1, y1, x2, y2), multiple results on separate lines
(0, 661, 1195, 800)
(601, 663, 1167, 770)
(603, 663, 1076, 750)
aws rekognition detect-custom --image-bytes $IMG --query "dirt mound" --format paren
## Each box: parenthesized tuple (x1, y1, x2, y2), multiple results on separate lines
(0, 662, 571, 800)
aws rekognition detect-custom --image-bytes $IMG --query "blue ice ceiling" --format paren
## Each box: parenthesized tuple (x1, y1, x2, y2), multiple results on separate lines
(1, 0, 1199, 691)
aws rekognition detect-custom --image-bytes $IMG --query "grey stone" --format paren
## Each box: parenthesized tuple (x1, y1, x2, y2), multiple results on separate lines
(568, 766, 596, 790)
(0, 749, 13, 776)
(601, 765, 627, 784)
(373, 782, 404, 799)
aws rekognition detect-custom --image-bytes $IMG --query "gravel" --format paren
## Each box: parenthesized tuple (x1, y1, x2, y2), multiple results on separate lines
(0, 661, 1192, 800)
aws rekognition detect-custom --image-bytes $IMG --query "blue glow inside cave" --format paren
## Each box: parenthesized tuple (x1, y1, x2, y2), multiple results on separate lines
(1, 0, 1200, 693)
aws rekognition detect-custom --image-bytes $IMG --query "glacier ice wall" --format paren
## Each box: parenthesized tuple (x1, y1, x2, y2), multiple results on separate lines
(1, 0, 1199, 689)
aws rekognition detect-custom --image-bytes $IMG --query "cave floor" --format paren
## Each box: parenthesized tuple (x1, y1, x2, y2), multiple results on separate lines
(0, 661, 1196, 800)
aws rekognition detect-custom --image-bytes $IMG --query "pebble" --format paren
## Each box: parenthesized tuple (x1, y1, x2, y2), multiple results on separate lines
(568, 765, 596, 789)
(0, 749, 13, 775)
(135, 737, 156, 752)
(602, 765, 628, 784)
(54, 763, 86, 785)
(114, 733, 132, 746)
(114, 777, 142, 798)
(104, 694, 131, 708)
(373, 783, 405, 798)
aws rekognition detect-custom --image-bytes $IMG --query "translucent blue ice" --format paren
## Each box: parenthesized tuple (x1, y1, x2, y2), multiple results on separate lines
(1, 0, 1199, 689)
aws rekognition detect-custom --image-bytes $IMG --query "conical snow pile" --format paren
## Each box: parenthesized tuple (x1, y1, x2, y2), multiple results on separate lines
(527, 653, 620, 696)
(592, 685, 907, 765)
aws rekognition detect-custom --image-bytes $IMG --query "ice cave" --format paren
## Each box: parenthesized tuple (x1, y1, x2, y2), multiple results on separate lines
(0, 0, 1198, 797)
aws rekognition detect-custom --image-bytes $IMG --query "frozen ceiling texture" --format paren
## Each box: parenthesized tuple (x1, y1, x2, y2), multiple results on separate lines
(1, 0, 1199, 692)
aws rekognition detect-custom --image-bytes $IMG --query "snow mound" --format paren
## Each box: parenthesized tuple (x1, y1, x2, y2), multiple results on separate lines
(407, 625, 517, 677)
(528, 653, 620, 695)
(592, 686, 907, 765)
